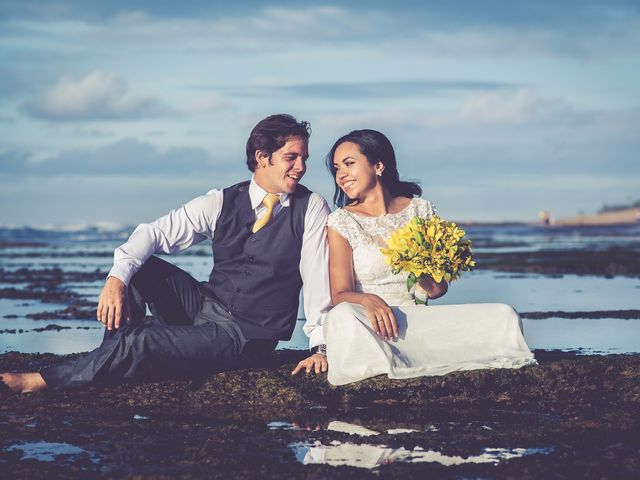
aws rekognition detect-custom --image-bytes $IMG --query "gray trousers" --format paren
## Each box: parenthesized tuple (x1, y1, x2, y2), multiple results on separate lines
(41, 256, 276, 389)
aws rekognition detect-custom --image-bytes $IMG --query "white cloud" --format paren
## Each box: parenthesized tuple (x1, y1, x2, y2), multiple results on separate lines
(38, 137, 226, 175)
(111, 10, 149, 25)
(458, 89, 572, 125)
(181, 93, 232, 115)
(0, 137, 240, 176)
(2, 4, 638, 224)
(23, 70, 169, 121)
(77, 6, 363, 54)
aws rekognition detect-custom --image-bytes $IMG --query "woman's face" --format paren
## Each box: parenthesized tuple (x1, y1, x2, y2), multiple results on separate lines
(332, 141, 382, 199)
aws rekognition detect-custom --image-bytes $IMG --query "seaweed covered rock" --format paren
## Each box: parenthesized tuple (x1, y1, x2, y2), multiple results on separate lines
(1, 351, 639, 478)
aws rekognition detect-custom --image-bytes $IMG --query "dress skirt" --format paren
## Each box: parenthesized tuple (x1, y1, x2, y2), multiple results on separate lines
(324, 302, 537, 386)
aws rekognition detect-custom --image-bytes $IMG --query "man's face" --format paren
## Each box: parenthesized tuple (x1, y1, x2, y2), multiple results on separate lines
(254, 136, 308, 194)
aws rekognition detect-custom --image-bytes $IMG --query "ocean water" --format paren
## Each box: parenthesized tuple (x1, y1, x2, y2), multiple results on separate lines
(1, 223, 639, 355)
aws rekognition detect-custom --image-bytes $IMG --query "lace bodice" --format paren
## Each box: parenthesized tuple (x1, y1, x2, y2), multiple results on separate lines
(328, 197, 435, 306)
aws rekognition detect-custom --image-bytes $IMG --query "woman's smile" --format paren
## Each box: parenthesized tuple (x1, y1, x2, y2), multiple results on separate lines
(340, 179, 356, 190)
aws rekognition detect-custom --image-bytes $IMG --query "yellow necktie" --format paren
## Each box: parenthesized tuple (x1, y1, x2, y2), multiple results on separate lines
(252, 193, 280, 233)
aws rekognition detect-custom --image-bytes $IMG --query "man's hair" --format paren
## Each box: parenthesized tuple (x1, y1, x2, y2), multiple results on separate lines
(246, 114, 311, 172)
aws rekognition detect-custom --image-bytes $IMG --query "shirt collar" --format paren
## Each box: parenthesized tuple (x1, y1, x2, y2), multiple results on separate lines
(249, 176, 290, 210)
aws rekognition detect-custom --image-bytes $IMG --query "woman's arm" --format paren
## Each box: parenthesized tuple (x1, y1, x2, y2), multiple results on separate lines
(328, 227, 397, 339)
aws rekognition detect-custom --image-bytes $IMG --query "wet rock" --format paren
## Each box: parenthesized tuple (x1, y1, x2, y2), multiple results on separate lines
(31, 324, 72, 333)
(26, 306, 96, 321)
(0, 350, 638, 477)
(0, 287, 91, 306)
(0, 268, 100, 308)
(477, 247, 640, 277)
(0, 267, 106, 285)
(0, 240, 47, 248)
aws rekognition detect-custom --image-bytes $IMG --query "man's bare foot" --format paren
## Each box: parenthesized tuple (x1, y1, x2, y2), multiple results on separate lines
(0, 372, 47, 393)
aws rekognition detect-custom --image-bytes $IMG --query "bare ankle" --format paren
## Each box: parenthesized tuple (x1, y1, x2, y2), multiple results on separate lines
(0, 372, 48, 394)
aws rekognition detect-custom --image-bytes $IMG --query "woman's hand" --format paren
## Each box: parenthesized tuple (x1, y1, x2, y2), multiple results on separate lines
(327, 227, 397, 340)
(361, 294, 397, 340)
(417, 276, 448, 300)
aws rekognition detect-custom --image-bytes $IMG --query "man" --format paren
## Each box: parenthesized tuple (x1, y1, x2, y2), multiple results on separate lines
(1, 114, 330, 393)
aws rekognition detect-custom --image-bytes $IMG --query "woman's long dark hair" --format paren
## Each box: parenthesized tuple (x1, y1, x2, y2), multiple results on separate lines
(325, 129, 422, 208)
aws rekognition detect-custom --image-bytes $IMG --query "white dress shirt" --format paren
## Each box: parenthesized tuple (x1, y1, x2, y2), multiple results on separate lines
(108, 177, 331, 349)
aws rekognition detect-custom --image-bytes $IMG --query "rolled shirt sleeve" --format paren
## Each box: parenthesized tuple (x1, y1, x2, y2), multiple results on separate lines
(108, 189, 223, 286)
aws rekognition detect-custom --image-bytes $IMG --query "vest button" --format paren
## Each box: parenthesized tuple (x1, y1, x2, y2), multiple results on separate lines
(248, 255, 254, 262)
(250, 237, 257, 242)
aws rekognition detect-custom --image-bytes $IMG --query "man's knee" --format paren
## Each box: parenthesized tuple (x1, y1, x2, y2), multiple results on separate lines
(129, 255, 175, 296)
(132, 256, 163, 283)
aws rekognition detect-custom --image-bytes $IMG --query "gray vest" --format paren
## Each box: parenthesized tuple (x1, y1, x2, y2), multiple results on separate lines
(205, 181, 311, 340)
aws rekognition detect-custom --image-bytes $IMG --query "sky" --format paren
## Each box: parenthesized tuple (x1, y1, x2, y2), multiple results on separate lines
(1, 0, 639, 225)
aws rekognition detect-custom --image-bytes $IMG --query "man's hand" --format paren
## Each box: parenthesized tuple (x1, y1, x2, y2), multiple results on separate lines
(291, 353, 328, 376)
(97, 276, 129, 331)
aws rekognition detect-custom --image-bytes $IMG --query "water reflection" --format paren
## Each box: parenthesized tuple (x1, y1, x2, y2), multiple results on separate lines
(0, 326, 103, 354)
(5, 441, 101, 464)
(327, 420, 418, 436)
(524, 318, 640, 354)
(1, 315, 638, 355)
(269, 420, 417, 436)
(2, 252, 638, 355)
(290, 441, 553, 469)
(439, 271, 640, 311)
(0, 298, 68, 318)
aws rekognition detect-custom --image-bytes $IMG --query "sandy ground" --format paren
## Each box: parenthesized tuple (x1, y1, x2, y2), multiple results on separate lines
(554, 207, 640, 226)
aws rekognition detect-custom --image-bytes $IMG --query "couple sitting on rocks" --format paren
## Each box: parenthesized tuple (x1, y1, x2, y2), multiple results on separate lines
(1, 114, 535, 394)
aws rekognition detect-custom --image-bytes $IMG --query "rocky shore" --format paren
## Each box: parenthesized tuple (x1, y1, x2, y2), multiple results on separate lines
(1, 227, 638, 477)
(1, 350, 639, 478)
(476, 247, 640, 277)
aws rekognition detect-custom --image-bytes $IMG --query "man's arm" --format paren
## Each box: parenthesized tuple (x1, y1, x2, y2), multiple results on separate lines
(291, 193, 332, 376)
(108, 190, 223, 286)
(97, 190, 223, 330)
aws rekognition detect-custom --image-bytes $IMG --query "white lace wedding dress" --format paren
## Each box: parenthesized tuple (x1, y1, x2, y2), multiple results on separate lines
(324, 197, 537, 386)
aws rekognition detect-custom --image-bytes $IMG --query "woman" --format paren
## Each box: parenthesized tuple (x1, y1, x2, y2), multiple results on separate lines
(324, 129, 536, 385)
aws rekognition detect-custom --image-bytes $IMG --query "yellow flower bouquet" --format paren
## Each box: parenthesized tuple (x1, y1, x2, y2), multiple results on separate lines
(380, 215, 475, 304)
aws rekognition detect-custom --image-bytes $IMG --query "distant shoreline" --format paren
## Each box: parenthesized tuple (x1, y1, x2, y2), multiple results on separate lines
(458, 206, 640, 227)
(553, 206, 640, 226)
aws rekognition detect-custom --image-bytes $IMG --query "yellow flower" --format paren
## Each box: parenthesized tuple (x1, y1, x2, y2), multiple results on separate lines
(380, 215, 475, 292)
